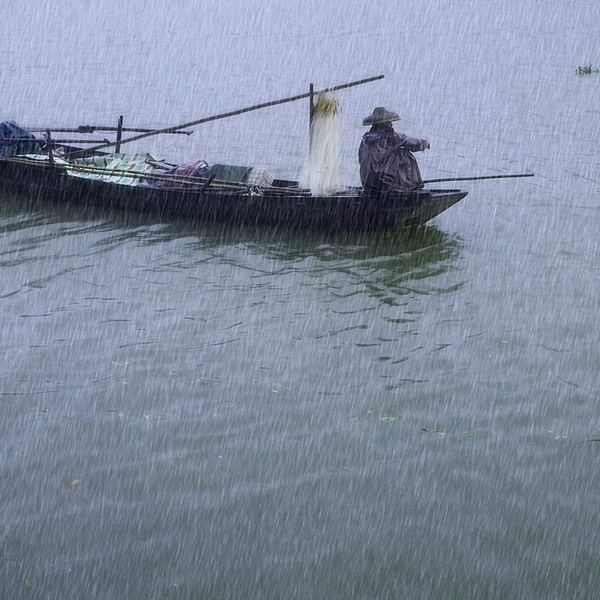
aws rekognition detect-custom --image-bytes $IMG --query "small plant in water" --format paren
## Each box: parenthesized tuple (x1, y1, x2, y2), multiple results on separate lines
(576, 65, 599, 75)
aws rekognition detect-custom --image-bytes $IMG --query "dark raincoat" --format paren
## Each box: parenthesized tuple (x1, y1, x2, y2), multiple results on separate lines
(359, 124, 429, 194)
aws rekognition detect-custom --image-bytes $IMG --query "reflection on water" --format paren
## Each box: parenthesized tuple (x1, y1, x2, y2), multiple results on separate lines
(241, 225, 461, 307)
(0, 190, 461, 308)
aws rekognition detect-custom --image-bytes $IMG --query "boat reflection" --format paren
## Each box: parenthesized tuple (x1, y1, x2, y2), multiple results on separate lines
(231, 225, 461, 306)
(0, 189, 461, 306)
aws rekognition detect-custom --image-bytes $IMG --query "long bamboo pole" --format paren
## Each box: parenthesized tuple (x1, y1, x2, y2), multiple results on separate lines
(70, 74, 385, 156)
(26, 126, 192, 135)
(423, 173, 534, 183)
(0, 138, 112, 145)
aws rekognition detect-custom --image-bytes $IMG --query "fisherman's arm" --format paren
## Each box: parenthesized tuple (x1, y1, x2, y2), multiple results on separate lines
(396, 135, 430, 152)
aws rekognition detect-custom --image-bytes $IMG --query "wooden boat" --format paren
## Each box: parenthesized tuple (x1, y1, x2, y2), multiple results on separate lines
(0, 74, 478, 232)
(0, 76, 534, 232)
(0, 74, 473, 232)
(0, 149, 468, 232)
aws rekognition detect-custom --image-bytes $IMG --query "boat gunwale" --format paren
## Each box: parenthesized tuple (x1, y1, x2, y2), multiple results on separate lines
(0, 151, 468, 231)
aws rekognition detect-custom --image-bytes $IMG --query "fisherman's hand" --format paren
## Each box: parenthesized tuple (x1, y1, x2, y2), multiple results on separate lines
(424, 141, 430, 150)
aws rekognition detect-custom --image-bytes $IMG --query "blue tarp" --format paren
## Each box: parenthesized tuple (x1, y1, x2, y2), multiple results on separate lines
(0, 121, 42, 157)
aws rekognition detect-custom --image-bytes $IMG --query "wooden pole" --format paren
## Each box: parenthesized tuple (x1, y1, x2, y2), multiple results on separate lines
(423, 173, 534, 184)
(46, 129, 54, 168)
(71, 74, 385, 156)
(115, 115, 123, 153)
(309, 83, 314, 152)
(26, 126, 192, 135)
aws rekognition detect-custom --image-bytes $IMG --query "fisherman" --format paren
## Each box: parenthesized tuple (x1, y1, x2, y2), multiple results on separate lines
(358, 107, 430, 194)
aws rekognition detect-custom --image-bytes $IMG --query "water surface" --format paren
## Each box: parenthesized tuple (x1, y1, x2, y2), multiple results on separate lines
(1, 1, 599, 598)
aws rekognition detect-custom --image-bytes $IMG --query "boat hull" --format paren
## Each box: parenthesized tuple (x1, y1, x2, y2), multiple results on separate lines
(0, 157, 467, 232)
